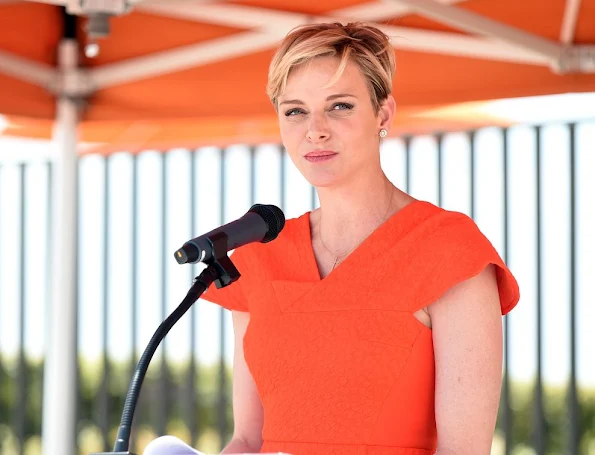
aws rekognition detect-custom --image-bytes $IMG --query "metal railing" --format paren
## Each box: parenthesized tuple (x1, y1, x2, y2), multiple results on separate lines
(1, 120, 594, 455)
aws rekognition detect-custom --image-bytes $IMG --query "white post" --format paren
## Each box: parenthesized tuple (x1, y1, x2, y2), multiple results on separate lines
(41, 38, 80, 455)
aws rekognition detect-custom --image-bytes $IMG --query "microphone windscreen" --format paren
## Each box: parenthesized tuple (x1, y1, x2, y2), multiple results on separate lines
(249, 204, 285, 242)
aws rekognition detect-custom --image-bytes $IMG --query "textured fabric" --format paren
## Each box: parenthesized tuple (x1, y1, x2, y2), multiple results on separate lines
(202, 200, 520, 455)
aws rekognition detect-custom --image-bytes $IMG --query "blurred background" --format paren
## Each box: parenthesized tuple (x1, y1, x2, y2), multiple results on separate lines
(0, 1, 594, 455)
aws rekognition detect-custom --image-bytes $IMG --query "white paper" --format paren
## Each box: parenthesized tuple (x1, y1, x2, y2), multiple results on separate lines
(142, 435, 290, 455)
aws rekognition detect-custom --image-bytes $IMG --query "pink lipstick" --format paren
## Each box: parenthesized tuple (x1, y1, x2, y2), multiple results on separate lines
(305, 150, 338, 163)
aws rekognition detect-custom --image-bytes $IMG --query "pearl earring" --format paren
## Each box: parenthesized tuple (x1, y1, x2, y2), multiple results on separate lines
(379, 129, 388, 138)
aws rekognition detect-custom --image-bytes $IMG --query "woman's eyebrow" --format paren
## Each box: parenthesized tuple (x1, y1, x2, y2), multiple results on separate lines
(279, 99, 304, 106)
(326, 93, 357, 101)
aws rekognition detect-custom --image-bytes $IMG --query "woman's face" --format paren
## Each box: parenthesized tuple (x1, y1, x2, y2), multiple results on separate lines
(277, 56, 393, 188)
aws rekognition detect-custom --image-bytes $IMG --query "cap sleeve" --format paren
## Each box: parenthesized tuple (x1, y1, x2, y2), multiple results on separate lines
(201, 245, 252, 312)
(408, 212, 520, 316)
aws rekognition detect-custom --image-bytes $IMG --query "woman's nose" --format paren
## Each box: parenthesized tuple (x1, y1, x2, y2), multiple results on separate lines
(306, 114, 330, 142)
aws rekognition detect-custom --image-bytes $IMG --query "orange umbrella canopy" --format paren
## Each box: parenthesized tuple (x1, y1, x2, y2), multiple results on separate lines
(0, 0, 594, 150)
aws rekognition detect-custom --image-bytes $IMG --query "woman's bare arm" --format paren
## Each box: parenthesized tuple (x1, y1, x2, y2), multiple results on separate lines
(220, 311, 264, 454)
(429, 264, 503, 455)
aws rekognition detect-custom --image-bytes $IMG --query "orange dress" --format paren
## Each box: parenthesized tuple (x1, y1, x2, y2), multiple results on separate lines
(203, 200, 520, 455)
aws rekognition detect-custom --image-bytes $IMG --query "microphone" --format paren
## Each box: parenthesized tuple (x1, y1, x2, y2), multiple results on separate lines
(91, 205, 285, 455)
(174, 204, 285, 264)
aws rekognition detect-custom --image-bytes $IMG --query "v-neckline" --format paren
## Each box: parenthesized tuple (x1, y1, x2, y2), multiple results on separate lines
(301, 199, 426, 283)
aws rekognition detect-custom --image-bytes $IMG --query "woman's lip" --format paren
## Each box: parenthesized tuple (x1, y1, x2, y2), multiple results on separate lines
(305, 150, 337, 157)
(305, 153, 337, 163)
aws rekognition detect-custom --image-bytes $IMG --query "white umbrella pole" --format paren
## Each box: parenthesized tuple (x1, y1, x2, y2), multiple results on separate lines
(41, 38, 80, 455)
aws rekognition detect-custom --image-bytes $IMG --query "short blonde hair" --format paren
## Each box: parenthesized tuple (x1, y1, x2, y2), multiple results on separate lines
(267, 22, 396, 113)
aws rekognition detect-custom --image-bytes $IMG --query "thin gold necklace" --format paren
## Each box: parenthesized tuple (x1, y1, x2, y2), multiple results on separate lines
(318, 189, 395, 270)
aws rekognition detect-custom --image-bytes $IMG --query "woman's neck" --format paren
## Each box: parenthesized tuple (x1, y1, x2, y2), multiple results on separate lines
(312, 174, 414, 255)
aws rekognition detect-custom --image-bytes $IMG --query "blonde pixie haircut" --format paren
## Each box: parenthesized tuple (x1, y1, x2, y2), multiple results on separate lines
(267, 22, 396, 113)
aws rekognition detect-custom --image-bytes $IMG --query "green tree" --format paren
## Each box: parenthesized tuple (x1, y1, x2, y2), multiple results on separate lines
(2, 355, 595, 455)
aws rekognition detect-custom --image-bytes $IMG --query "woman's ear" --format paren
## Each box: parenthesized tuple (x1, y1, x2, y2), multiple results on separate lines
(377, 95, 396, 131)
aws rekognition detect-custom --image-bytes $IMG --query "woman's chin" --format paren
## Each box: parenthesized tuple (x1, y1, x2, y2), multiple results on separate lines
(305, 175, 339, 189)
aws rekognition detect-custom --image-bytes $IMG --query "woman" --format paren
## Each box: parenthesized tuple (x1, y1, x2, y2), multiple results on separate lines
(144, 22, 520, 455)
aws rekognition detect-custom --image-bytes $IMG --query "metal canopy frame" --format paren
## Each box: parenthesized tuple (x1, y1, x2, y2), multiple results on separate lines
(0, 0, 593, 99)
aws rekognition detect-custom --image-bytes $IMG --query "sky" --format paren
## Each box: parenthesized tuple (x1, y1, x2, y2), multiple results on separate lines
(0, 93, 594, 389)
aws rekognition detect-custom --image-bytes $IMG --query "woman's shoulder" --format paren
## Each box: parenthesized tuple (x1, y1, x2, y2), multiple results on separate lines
(397, 201, 520, 316)
(401, 200, 485, 238)
(235, 210, 309, 270)
(201, 211, 311, 311)
(399, 201, 504, 273)
(279, 211, 310, 241)
(256, 210, 308, 253)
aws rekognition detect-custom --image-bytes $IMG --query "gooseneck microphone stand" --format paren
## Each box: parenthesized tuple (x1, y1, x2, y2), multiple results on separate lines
(91, 232, 240, 455)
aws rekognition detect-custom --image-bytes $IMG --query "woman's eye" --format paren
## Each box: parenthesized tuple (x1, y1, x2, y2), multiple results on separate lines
(284, 108, 305, 116)
(332, 102, 354, 110)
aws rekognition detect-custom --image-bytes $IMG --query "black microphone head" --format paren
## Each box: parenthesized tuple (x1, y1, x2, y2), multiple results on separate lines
(249, 204, 285, 243)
